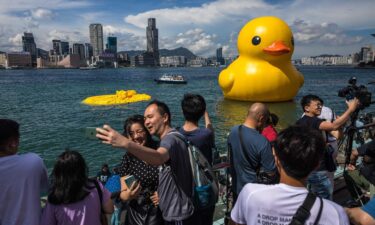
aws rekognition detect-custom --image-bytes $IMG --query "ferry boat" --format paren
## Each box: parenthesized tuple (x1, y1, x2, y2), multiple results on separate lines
(154, 74, 187, 84)
(79, 65, 98, 70)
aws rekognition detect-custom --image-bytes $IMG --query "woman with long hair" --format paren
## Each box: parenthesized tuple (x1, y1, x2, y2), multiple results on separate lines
(117, 114, 163, 225)
(41, 150, 113, 225)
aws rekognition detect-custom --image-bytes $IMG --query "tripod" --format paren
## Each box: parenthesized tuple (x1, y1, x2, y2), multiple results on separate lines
(340, 109, 375, 206)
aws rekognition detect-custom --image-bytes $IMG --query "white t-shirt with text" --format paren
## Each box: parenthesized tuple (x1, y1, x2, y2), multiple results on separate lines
(231, 183, 349, 225)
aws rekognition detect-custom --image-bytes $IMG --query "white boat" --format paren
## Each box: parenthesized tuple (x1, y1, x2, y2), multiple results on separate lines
(154, 74, 187, 84)
(79, 65, 98, 70)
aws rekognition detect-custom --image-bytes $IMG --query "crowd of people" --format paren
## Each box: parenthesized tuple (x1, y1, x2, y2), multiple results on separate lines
(1, 92, 375, 225)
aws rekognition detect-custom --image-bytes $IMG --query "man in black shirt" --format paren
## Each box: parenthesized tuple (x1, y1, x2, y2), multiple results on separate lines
(296, 94, 359, 199)
(179, 93, 216, 225)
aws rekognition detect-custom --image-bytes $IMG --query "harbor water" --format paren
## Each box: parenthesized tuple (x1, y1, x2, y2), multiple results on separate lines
(1, 66, 374, 175)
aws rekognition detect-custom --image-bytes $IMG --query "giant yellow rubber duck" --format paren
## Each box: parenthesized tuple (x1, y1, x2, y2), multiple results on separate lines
(218, 16, 304, 102)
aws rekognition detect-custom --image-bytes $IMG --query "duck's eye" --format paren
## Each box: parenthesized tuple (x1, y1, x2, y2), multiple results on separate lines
(251, 36, 261, 45)
(291, 36, 294, 46)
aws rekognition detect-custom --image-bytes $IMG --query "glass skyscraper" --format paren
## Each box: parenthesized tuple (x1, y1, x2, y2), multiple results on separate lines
(22, 32, 37, 65)
(106, 36, 117, 54)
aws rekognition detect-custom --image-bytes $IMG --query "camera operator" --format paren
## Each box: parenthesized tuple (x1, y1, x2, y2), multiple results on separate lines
(296, 94, 359, 200)
(348, 137, 375, 198)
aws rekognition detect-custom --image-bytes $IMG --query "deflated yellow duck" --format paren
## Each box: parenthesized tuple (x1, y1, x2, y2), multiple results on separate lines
(218, 16, 304, 102)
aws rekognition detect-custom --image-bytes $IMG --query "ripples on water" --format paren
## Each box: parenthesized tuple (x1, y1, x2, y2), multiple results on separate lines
(1, 66, 374, 175)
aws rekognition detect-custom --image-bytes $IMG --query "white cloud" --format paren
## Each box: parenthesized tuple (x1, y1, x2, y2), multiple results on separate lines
(159, 28, 218, 56)
(103, 25, 143, 37)
(292, 20, 363, 45)
(124, 0, 269, 35)
(8, 33, 23, 47)
(31, 8, 54, 19)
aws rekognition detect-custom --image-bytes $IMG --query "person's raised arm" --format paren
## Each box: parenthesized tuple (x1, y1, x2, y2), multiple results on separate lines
(319, 98, 359, 131)
(204, 111, 214, 132)
(96, 125, 169, 166)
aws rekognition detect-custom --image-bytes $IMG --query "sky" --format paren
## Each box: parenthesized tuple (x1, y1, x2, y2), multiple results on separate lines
(0, 0, 374, 59)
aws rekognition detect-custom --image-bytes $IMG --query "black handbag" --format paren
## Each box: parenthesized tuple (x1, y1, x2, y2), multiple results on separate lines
(238, 125, 279, 184)
(157, 164, 194, 222)
(324, 145, 337, 172)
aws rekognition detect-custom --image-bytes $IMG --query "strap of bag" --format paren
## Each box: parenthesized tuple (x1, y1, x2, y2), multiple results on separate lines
(313, 196, 323, 225)
(289, 192, 323, 225)
(166, 131, 197, 198)
(168, 131, 196, 181)
(238, 125, 258, 171)
(93, 180, 105, 214)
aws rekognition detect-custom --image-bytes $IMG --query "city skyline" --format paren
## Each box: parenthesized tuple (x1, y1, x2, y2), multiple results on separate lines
(0, 0, 374, 59)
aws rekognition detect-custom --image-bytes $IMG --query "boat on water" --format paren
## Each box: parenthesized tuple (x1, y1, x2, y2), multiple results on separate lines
(154, 74, 187, 84)
(79, 65, 98, 70)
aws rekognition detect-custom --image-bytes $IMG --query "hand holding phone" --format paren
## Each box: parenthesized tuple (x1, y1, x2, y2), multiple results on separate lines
(85, 127, 98, 140)
(125, 175, 137, 189)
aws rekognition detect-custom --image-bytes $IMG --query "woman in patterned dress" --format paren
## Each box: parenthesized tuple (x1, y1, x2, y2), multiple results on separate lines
(118, 114, 164, 225)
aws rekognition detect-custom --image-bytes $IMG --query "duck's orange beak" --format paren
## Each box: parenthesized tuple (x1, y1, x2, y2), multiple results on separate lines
(263, 41, 290, 56)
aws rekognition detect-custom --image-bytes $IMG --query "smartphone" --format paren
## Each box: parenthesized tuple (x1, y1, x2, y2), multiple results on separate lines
(85, 127, 98, 139)
(125, 175, 137, 188)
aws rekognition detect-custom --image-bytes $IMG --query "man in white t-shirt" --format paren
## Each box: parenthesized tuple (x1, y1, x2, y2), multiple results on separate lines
(231, 125, 349, 225)
(0, 119, 49, 225)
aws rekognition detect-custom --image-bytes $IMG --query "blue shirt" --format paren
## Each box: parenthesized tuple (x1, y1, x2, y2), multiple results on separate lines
(228, 125, 275, 194)
(362, 197, 375, 219)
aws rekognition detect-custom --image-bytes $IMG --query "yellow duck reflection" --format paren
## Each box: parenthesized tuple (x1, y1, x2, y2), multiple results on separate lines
(218, 16, 304, 102)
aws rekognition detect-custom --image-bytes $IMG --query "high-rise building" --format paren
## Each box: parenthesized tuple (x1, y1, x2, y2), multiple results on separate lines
(146, 18, 159, 66)
(37, 48, 49, 60)
(89, 24, 104, 56)
(52, 40, 61, 55)
(84, 43, 93, 59)
(106, 36, 117, 54)
(360, 47, 371, 63)
(61, 41, 69, 55)
(73, 43, 85, 60)
(22, 32, 37, 65)
(216, 47, 225, 65)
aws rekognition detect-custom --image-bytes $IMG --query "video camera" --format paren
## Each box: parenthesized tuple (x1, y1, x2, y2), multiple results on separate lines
(359, 112, 374, 125)
(338, 77, 372, 110)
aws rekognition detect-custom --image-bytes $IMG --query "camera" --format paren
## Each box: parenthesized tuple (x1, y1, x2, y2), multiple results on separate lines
(338, 77, 372, 110)
(359, 113, 374, 125)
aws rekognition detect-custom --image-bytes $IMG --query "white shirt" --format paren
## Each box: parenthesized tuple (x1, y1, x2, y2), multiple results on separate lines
(319, 106, 337, 144)
(231, 183, 349, 225)
(0, 153, 48, 225)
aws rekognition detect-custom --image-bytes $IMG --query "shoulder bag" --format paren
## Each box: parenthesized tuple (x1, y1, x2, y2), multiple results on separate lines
(289, 192, 323, 225)
(157, 164, 195, 221)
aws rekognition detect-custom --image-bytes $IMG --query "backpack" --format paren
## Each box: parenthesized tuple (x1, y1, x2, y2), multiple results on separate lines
(172, 132, 219, 209)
